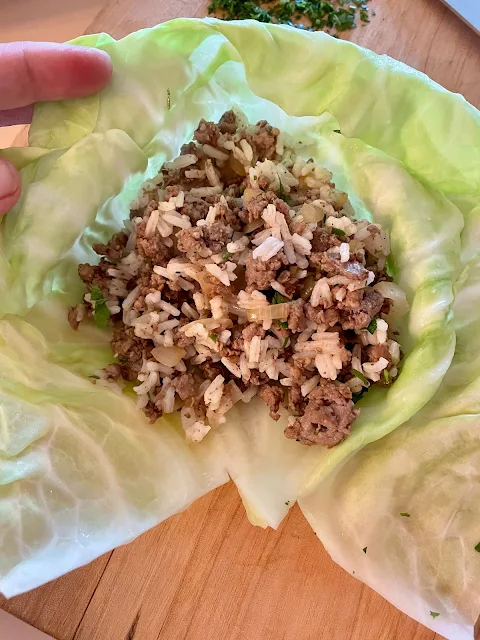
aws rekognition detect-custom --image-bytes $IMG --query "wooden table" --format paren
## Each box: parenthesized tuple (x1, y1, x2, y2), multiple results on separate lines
(1, 1, 479, 639)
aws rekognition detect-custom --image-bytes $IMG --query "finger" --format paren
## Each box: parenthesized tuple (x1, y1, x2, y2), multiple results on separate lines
(0, 42, 112, 111)
(0, 158, 21, 216)
(0, 105, 34, 127)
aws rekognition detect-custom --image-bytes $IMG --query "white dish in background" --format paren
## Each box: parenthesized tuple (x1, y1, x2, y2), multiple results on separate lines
(441, 0, 480, 34)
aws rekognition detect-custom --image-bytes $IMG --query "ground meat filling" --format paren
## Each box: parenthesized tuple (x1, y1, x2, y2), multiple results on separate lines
(72, 111, 405, 445)
(284, 380, 358, 447)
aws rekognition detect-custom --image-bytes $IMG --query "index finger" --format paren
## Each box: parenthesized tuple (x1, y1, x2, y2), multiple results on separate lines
(0, 42, 112, 111)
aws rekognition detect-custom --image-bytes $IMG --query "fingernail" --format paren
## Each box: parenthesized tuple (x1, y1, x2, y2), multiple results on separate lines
(0, 159, 21, 214)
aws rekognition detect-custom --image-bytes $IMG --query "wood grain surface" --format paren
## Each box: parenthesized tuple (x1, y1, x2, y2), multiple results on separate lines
(1, 1, 479, 639)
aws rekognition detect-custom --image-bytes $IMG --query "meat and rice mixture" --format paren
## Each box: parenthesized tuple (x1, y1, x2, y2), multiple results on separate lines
(70, 111, 407, 447)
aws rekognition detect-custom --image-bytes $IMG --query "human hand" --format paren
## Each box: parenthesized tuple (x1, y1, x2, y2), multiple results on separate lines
(0, 42, 112, 215)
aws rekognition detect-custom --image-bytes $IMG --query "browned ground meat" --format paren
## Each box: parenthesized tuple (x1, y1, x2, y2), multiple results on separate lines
(67, 307, 81, 330)
(242, 323, 266, 341)
(276, 270, 298, 297)
(311, 228, 341, 253)
(317, 253, 369, 281)
(194, 119, 220, 146)
(78, 261, 110, 291)
(111, 325, 148, 379)
(305, 303, 340, 327)
(284, 380, 358, 446)
(93, 232, 128, 260)
(339, 289, 384, 331)
(103, 363, 122, 380)
(240, 191, 290, 224)
(250, 121, 279, 160)
(259, 384, 284, 420)
(288, 299, 306, 332)
(182, 197, 210, 223)
(218, 110, 238, 134)
(176, 222, 231, 259)
(365, 343, 391, 363)
(135, 220, 171, 263)
(245, 252, 287, 291)
(181, 141, 204, 159)
(198, 361, 224, 380)
(288, 384, 305, 415)
(173, 373, 196, 400)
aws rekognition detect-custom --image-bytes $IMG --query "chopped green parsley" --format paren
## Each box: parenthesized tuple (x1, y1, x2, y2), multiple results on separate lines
(90, 285, 111, 330)
(208, 0, 372, 36)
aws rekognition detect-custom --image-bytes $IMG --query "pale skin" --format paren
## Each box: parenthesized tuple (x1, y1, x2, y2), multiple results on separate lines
(0, 42, 112, 215)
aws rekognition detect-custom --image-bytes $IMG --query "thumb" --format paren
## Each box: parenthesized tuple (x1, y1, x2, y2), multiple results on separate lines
(0, 158, 21, 215)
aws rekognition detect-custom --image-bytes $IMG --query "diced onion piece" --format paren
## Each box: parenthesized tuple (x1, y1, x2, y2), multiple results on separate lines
(373, 281, 409, 318)
(247, 303, 290, 322)
(300, 203, 324, 223)
(152, 345, 185, 367)
(243, 187, 262, 203)
(244, 218, 265, 234)
(229, 155, 246, 176)
(195, 270, 217, 297)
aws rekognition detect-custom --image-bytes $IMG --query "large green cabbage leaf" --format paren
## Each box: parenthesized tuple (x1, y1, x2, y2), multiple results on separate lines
(0, 19, 478, 604)
(299, 201, 480, 640)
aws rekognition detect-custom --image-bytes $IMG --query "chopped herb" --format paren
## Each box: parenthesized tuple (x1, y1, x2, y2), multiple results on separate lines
(475, 542, 480, 552)
(430, 612, 440, 619)
(167, 88, 171, 110)
(383, 369, 391, 384)
(366, 317, 377, 334)
(272, 291, 287, 304)
(88, 374, 100, 380)
(278, 181, 292, 205)
(333, 129, 341, 134)
(352, 369, 368, 385)
(209, 333, 218, 343)
(253, 174, 258, 181)
(400, 512, 411, 518)
(283, 336, 289, 348)
(90, 284, 111, 329)
(276, 320, 288, 330)
(331, 227, 346, 236)
(285, 500, 290, 506)
(222, 251, 233, 260)
(208, 0, 373, 36)
(362, 547, 367, 554)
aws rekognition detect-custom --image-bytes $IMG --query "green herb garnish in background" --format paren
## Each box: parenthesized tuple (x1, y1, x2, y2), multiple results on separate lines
(362, 546, 367, 554)
(400, 512, 411, 518)
(278, 181, 292, 204)
(208, 0, 372, 37)
(430, 612, 440, 619)
(475, 542, 480, 552)
(90, 284, 111, 329)
(276, 320, 289, 330)
(367, 317, 377, 334)
(222, 251, 233, 260)
(209, 333, 218, 343)
(272, 291, 287, 304)
(331, 227, 346, 237)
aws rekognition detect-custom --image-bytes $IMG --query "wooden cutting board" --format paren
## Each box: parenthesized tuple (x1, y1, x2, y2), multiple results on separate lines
(1, 1, 479, 639)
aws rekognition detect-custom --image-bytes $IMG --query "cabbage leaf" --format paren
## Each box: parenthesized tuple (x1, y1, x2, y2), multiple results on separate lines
(0, 20, 477, 603)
